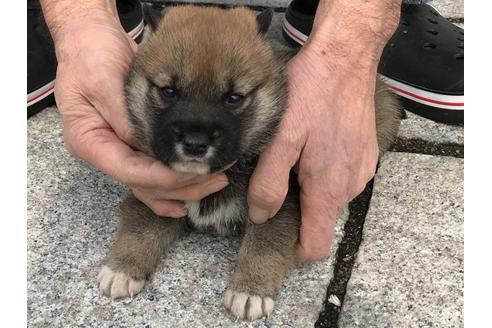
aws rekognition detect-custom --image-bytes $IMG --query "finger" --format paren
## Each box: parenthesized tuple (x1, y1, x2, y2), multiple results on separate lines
(247, 133, 301, 224)
(347, 157, 378, 202)
(133, 188, 187, 218)
(76, 49, 138, 149)
(163, 175, 229, 201)
(96, 79, 139, 149)
(296, 182, 339, 263)
(64, 119, 215, 190)
(132, 151, 228, 187)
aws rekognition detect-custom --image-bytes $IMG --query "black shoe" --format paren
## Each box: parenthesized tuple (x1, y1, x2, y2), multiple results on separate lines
(27, 0, 145, 118)
(117, 0, 145, 43)
(27, 1, 57, 118)
(282, 0, 464, 125)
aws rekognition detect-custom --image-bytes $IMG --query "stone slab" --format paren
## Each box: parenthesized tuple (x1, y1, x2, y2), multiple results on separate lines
(27, 103, 347, 327)
(432, 0, 464, 19)
(398, 112, 464, 145)
(338, 152, 464, 328)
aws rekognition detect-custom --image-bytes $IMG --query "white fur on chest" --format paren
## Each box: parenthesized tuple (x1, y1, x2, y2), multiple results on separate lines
(185, 199, 243, 235)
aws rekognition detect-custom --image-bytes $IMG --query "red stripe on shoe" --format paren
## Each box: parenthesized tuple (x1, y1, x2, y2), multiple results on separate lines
(387, 85, 464, 107)
(380, 75, 464, 110)
(128, 20, 145, 40)
(282, 18, 307, 45)
(27, 19, 145, 108)
(27, 81, 55, 106)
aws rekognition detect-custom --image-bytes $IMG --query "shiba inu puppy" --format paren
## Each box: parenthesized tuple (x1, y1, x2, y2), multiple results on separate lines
(97, 5, 400, 320)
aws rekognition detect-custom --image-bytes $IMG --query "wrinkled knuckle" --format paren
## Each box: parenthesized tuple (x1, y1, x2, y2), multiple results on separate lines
(250, 183, 286, 208)
(278, 130, 302, 155)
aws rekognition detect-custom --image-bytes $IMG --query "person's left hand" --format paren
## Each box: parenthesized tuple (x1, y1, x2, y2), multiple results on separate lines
(247, 42, 380, 262)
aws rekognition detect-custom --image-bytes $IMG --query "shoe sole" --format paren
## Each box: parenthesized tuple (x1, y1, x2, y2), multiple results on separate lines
(27, 18, 145, 112)
(282, 17, 308, 45)
(282, 15, 464, 122)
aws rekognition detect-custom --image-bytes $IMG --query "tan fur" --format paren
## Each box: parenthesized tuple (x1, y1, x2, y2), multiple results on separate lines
(139, 6, 272, 92)
(104, 5, 401, 321)
(375, 79, 401, 152)
(125, 6, 286, 157)
(99, 195, 186, 299)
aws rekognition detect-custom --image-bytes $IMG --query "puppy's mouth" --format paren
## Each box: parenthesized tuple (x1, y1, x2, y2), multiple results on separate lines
(169, 144, 210, 174)
(170, 160, 211, 175)
(170, 144, 235, 175)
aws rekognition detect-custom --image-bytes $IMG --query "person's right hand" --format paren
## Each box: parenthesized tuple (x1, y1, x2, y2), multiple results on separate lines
(51, 8, 229, 218)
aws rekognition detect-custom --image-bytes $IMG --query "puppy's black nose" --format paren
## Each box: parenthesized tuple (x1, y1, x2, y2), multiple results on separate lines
(182, 132, 210, 156)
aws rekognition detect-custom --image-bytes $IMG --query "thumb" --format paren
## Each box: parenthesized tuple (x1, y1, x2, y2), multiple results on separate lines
(248, 137, 299, 224)
(95, 73, 139, 149)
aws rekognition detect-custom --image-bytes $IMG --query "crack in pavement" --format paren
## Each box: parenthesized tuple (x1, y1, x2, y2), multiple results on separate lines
(139, 4, 464, 325)
(315, 180, 375, 328)
(316, 136, 463, 327)
(390, 137, 464, 158)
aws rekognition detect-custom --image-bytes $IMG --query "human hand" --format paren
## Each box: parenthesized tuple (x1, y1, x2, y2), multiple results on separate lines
(50, 7, 228, 217)
(247, 0, 400, 262)
(248, 44, 380, 261)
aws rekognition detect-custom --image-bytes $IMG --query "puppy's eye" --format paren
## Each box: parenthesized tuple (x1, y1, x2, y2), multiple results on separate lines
(159, 87, 177, 101)
(224, 94, 245, 107)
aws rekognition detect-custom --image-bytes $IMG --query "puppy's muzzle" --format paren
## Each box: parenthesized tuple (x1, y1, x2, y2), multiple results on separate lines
(180, 132, 210, 156)
(172, 123, 222, 159)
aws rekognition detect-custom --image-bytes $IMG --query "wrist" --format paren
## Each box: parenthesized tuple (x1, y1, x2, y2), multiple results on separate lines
(40, 0, 119, 48)
(305, 0, 401, 72)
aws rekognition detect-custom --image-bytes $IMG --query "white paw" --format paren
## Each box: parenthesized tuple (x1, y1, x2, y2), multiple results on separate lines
(224, 289, 274, 321)
(97, 265, 145, 299)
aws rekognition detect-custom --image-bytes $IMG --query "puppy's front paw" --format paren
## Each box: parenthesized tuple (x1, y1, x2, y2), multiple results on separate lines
(97, 265, 145, 299)
(224, 289, 274, 320)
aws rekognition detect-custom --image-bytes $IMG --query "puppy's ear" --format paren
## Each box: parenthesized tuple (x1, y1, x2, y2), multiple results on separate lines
(143, 4, 168, 31)
(256, 8, 273, 35)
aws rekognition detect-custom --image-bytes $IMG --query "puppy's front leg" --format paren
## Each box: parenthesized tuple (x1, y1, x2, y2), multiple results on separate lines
(98, 195, 186, 299)
(225, 197, 300, 320)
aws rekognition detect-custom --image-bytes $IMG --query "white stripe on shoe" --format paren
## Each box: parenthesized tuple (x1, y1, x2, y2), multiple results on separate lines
(379, 75, 464, 110)
(27, 19, 145, 108)
(127, 19, 145, 40)
(282, 17, 308, 45)
(282, 4, 450, 47)
(27, 80, 55, 107)
(282, 16, 464, 111)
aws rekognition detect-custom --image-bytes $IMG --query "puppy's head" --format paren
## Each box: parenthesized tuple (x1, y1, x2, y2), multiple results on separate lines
(125, 5, 287, 174)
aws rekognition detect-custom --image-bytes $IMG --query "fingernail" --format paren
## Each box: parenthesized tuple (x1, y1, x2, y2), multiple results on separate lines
(218, 160, 238, 172)
(249, 205, 270, 224)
